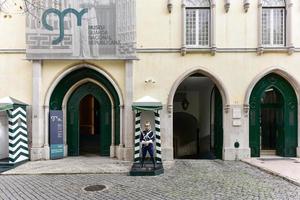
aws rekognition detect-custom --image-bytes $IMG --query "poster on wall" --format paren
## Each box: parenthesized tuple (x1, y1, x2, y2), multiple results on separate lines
(26, 0, 136, 60)
(49, 110, 64, 160)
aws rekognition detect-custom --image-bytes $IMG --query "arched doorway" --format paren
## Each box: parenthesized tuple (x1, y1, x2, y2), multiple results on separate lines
(79, 95, 100, 154)
(249, 73, 298, 157)
(173, 73, 223, 159)
(67, 83, 111, 156)
(49, 67, 121, 157)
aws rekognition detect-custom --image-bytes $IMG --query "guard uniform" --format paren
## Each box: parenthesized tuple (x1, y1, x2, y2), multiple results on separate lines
(140, 130, 156, 168)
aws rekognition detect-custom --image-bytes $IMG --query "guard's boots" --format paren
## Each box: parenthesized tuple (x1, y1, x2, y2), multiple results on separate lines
(151, 157, 156, 169)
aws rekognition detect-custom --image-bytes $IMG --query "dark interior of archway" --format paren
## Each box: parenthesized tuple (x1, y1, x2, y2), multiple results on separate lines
(173, 73, 217, 159)
(79, 95, 100, 155)
(260, 87, 283, 151)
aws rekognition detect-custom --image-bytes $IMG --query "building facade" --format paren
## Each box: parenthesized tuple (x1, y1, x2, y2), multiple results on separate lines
(0, 0, 299, 162)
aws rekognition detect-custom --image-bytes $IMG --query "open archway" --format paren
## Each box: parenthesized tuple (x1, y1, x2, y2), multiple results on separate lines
(171, 73, 224, 159)
(249, 73, 298, 157)
(67, 82, 111, 156)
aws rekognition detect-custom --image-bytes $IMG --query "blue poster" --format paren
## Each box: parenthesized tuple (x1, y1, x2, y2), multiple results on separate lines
(50, 110, 64, 160)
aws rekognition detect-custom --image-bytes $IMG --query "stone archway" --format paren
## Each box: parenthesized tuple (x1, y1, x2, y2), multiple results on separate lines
(47, 66, 122, 158)
(168, 67, 229, 160)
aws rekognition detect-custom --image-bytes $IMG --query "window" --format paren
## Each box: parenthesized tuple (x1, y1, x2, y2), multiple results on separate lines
(185, 0, 210, 47)
(262, 0, 286, 47)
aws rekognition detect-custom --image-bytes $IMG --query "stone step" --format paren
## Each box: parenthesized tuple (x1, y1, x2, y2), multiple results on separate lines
(261, 150, 276, 155)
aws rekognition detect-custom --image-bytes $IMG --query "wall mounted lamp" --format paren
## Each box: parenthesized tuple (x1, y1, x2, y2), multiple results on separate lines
(167, 0, 173, 13)
(244, 0, 250, 12)
(224, 0, 230, 13)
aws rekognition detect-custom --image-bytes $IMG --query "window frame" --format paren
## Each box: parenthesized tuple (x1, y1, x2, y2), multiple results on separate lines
(261, 6, 286, 48)
(185, 7, 211, 48)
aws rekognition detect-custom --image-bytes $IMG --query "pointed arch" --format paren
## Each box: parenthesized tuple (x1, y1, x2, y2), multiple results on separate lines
(244, 67, 300, 106)
(44, 64, 124, 157)
(168, 66, 229, 109)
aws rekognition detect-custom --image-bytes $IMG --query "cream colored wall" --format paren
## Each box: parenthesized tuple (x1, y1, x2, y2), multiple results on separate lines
(0, 14, 127, 105)
(136, 0, 300, 48)
(1, 0, 300, 106)
(216, 1, 257, 48)
(0, 12, 30, 102)
(134, 53, 300, 105)
(136, 0, 181, 48)
(0, 1, 300, 114)
(134, 0, 300, 106)
(0, 14, 26, 49)
(42, 60, 126, 105)
(292, 1, 300, 46)
(0, 54, 32, 103)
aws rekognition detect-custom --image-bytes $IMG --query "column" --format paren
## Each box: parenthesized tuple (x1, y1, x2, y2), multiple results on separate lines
(181, 0, 186, 56)
(286, 0, 294, 54)
(31, 60, 46, 160)
(122, 60, 134, 161)
(210, 0, 217, 55)
(257, 0, 263, 54)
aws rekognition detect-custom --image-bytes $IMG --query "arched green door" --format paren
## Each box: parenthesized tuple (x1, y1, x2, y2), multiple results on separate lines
(50, 67, 121, 147)
(214, 88, 223, 159)
(249, 74, 298, 157)
(67, 82, 111, 156)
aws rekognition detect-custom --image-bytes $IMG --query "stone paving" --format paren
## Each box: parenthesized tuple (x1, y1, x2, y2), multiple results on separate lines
(242, 156, 300, 186)
(0, 160, 299, 200)
(2, 156, 132, 175)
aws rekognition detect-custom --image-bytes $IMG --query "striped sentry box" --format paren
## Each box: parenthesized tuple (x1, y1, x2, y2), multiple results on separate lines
(134, 111, 141, 163)
(154, 111, 161, 163)
(7, 105, 29, 164)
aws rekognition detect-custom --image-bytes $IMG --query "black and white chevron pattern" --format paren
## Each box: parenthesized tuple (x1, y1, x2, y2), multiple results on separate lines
(7, 106, 29, 164)
(155, 112, 162, 163)
(134, 111, 141, 163)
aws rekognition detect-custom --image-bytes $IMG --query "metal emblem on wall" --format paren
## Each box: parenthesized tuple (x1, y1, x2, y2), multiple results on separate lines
(26, 0, 136, 60)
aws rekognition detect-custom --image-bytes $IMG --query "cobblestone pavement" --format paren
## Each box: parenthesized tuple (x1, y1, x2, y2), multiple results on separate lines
(0, 160, 299, 200)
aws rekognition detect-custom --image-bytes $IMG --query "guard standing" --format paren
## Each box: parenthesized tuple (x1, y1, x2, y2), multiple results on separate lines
(140, 121, 156, 168)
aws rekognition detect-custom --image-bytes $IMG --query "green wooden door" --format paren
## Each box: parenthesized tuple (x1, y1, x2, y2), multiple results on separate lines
(214, 88, 223, 159)
(260, 89, 284, 154)
(276, 102, 284, 156)
(249, 74, 298, 157)
(67, 82, 111, 156)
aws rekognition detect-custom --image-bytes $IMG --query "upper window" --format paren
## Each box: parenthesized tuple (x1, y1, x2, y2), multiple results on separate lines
(185, 0, 210, 47)
(262, 0, 286, 47)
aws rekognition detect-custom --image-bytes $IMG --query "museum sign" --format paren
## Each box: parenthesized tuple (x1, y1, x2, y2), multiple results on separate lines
(26, 0, 136, 60)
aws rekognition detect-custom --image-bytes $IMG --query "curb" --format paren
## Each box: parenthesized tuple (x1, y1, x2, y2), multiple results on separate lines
(242, 160, 300, 187)
(0, 171, 130, 176)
